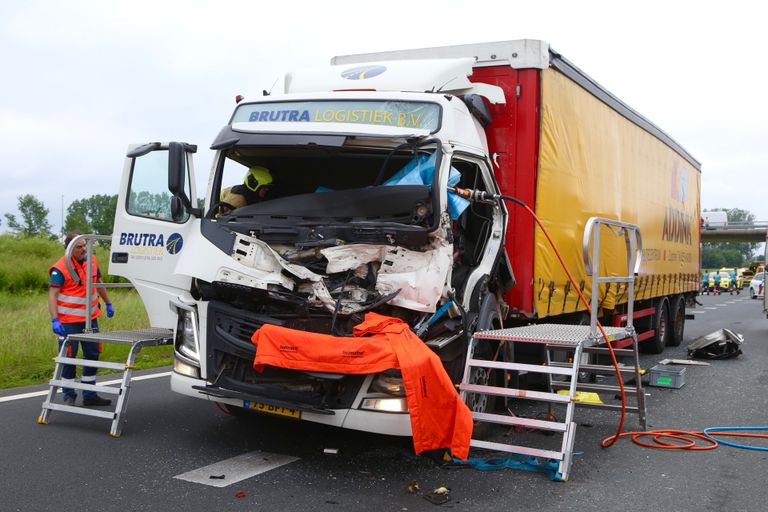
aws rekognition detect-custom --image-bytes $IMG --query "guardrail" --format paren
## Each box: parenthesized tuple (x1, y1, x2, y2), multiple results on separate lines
(700, 224, 768, 243)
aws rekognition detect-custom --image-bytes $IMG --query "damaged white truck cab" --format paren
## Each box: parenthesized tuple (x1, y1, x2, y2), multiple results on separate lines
(110, 57, 511, 436)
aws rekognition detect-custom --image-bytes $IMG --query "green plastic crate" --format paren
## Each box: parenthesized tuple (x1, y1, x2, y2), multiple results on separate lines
(648, 364, 686, 388)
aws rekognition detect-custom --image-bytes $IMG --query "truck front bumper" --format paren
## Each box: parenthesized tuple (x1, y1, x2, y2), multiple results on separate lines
(170, 371, 413, 437)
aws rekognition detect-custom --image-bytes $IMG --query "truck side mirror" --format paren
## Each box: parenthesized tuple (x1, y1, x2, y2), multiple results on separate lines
(167, 141, 201, 220)
(168, 142, 186, 196)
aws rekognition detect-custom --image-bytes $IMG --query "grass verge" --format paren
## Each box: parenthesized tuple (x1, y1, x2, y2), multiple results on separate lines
(0, 289, 170, 389)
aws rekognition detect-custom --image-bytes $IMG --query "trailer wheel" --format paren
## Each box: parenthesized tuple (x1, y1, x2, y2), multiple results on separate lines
(641, 298, 669, 354)
(667, 295, 685, 347)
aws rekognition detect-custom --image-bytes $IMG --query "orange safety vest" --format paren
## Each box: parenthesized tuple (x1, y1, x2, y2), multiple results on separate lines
(50, 255, 102, 323)
(252, 312, 473, 459)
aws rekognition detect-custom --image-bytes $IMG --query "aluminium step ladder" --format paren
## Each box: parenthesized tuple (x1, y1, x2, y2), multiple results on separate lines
(459, 217, 646, 481)
(38, 328, 173, 437)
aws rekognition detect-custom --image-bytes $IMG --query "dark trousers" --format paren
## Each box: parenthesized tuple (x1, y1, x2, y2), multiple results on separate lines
(57, 319, 100, 399)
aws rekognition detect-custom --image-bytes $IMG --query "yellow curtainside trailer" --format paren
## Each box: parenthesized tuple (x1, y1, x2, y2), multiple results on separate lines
(534, 67, 700, 321)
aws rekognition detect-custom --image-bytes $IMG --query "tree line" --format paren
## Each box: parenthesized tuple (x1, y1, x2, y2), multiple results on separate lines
(4, 193, 149, 238)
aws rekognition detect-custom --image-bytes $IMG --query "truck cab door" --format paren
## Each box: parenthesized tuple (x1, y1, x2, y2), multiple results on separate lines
(109, 142, 198, 328)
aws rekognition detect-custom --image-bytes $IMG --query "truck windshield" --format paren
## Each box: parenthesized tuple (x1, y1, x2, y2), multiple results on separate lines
(212, 143, 439, 235)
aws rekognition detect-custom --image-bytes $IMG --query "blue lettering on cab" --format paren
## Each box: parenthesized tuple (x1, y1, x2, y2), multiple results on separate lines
(119, 232, 165, 247)
(248, 110, 310, 122)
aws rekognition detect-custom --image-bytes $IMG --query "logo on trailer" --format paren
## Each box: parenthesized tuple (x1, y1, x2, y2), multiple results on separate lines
(671, 161, 687, 203)
(166, 233, 184, 254)
(341, 65, 386, 80)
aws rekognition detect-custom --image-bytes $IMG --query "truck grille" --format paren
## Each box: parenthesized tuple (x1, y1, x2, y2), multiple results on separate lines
(206, 300, 363, 409)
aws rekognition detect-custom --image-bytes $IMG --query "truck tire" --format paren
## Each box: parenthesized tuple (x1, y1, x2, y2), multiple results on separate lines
(464, 293, 502, 417)
(641, 298, 669, 354)
(667, 295, 685, 347)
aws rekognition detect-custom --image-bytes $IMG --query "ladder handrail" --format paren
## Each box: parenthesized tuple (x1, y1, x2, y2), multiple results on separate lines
(581, 217, 643, 276)
(581, 217, 642, 336)
(64, 234, 132, 333)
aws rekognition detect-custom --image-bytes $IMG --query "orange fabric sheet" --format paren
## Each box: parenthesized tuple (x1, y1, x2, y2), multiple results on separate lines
(251, 312, 472, 459)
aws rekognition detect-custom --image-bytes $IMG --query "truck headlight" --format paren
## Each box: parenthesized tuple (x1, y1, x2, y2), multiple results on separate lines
(369, 369, 405, 396)
(175, 310, 200, 365)
(360, 398, 408, 413)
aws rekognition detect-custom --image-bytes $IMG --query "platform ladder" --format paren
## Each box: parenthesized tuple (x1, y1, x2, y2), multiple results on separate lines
(38, 328, 173, 436)
(37, 234, 173, 436)
(459, 217, 646, 481)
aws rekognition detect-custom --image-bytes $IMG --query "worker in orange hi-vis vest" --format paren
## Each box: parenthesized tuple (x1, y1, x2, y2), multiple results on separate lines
(48, 231, 115, 407)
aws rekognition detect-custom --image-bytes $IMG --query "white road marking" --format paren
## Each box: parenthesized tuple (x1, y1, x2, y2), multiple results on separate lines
(704, 307, 718, 310)
(690, 310, 706, 314)
(174, 451, 300, 487)
(716, 304, 728, 306)
(0, 371, 172, 404)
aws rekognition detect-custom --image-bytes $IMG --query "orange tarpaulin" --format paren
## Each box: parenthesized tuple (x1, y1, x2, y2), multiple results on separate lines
(251, 312, 473, 459)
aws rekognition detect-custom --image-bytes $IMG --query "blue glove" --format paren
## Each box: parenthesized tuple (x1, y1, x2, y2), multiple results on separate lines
(106, 302, 115, 318)
(52, 318, 66, 336)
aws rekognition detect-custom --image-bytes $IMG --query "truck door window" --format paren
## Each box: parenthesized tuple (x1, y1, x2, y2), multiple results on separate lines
(451, 158, 492, 267)
(127, 150, 190, 222)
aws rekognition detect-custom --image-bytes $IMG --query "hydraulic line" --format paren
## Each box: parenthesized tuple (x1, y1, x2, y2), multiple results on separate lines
(450, 187, 629, 447)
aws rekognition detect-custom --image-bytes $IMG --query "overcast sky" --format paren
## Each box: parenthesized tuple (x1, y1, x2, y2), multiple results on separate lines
(1, 0, 766, 234)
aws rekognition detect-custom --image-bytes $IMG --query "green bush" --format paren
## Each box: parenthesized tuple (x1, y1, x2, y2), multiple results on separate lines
(0, 234, 125, 292)
(0, 289, 161, 389)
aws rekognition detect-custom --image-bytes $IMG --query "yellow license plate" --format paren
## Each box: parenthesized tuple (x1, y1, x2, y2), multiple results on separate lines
(244, 401, 301, 419)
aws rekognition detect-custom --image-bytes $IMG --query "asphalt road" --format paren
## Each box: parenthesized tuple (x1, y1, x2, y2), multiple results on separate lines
(1, 293, 766, 511)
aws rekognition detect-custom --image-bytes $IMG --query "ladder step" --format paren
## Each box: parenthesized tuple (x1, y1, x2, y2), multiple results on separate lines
(41, 402, 115, 419)
(470, 439, 563, 461)
(549, 362, 638, 374)
(54, 357, 127, 371)
(48, 379, 121, 395)
(573, 402, 642, 412)
(461, 383, 571, 403)
(472, 411, 567, 432)
(551, 382, 639, 394)
(581, 347, 635, 356)
(468, 358, 575, 376)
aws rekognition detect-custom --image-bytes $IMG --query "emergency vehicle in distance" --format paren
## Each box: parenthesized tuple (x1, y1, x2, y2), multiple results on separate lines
(109, 40, 701, 436)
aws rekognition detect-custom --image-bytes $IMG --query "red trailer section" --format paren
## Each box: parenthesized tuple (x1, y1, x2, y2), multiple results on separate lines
(471, 66, 541, 318)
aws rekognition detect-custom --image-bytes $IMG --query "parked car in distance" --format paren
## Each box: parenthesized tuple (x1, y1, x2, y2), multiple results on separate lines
(706, 271, 733, 294)
(749, 271, 765, 299)
(740, 267, 753, 287)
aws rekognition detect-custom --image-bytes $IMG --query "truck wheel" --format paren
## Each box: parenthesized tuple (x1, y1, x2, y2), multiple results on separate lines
(641, 298, 669, 354)
(464, 293, 502, 419)
(667, 295, 685, 347)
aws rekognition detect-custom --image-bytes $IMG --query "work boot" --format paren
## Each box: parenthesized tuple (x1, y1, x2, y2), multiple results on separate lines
(63, 395, 76, 406)
(83, 394, 112, 407)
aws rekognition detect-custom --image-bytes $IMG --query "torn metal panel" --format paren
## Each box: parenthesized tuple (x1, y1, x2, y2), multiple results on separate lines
(322, 241, 453, 313)
(233, 233, 322, 283)
(321, 244, 385, 274)
(214, 267, 293, 290)
(233, 233, 453, 315)
(376, 242, 453, 313)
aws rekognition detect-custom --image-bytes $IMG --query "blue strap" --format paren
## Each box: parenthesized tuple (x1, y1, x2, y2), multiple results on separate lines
(703, 426, 768, 451)
(414, 300, 453, 337)
(452, 455, 563, 481)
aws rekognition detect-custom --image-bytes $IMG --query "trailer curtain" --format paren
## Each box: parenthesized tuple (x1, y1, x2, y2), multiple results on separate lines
(535, 68, 701, 317)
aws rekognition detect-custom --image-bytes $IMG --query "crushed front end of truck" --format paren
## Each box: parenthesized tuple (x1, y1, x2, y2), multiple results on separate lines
(168, 93, 508, 435)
